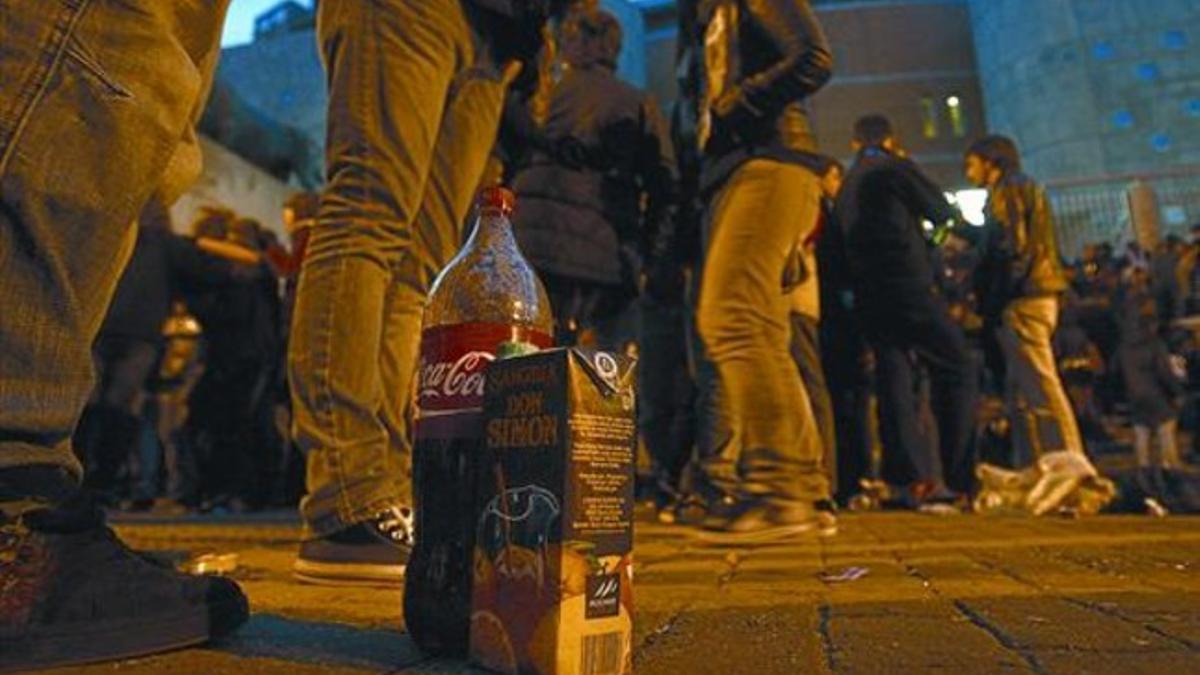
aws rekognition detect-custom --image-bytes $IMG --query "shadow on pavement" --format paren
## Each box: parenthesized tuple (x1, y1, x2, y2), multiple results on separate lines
(220, 613, 426, 670)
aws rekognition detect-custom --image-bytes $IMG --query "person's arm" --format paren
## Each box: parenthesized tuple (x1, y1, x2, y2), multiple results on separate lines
(893, 159, 957, 227)
(637, 95, 680, 262)
(195, 236, 262, 266)
(712, 0, 833, 134)
(168, 234, 249, 291)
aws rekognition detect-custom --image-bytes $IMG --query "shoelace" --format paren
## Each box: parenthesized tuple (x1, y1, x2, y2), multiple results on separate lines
(374, 507, 415, 546)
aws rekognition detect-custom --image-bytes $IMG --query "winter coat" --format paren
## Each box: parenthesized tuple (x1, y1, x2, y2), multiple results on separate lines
(511, 64, 675, 287)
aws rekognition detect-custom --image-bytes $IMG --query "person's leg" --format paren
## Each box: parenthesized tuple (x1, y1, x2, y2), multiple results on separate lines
(790, 312, 837, 491)
(998, 297, 1085, 457)
(909, 301, 978, 495)
(0, 1, 247, 666)
(376, 59, 515, 511)
(0, 1, 223, 496)
(639, 295, 694, 489)
(1159, 419, 1182, 469)
(291, 0, 477, 537)
(687, 249, 739, 503)
(696, 160, 829, 524)
(873, 341, 930, 487)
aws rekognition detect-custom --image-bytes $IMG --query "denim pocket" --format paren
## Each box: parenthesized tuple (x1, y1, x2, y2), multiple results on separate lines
(64, 36, 134, 100)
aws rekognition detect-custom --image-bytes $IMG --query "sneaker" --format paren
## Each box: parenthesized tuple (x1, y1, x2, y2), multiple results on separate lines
(293, 506, 413, 586)
(696, 500, 836, 544)
(0, 494, 248, 672)
(672, 492, 740, 527)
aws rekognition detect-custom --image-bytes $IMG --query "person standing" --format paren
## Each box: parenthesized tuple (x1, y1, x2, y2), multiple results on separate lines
(838, 115, 978, 503)
(788, 156, 843, 497)
(0, 2, 249, 668)
(288, 1, 565, 585)
(507, 7, 676, 349)
(689, 0, 837, 540)
(965, 134, 1084, 461)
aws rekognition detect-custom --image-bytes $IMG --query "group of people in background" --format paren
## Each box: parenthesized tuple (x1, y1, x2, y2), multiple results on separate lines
(73, 194, 318, 514)
(5, 1, 1200, 668)
(75, 1, 1200, 540)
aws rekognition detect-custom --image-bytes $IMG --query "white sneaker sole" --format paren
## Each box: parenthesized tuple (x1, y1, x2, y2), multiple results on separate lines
(693, 519, 836, 545)
(292, 558, 407, 587)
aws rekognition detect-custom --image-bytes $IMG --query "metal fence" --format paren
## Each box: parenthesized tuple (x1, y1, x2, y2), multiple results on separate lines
(1047, 166, 1200, 260)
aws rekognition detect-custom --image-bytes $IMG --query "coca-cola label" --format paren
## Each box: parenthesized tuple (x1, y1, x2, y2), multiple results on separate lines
(416, 322, 552, 439)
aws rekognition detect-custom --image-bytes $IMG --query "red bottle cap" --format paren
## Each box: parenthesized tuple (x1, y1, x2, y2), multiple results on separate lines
(478, 185, 516, 216)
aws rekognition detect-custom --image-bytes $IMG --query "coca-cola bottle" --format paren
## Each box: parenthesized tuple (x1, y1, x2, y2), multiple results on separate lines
(404, 186, 554, 656)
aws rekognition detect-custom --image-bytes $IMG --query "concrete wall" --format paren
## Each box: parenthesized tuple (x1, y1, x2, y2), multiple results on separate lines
(968, 0, 1200, 181)
(171, 135, 295, 238)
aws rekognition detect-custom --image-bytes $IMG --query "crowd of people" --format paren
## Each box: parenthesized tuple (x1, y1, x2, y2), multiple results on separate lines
(3, 0, 1198, 668)
(73, 195, 318, 514)
(70, 2, 1200, 533)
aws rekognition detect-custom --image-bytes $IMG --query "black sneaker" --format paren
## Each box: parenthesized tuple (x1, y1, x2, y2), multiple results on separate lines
(672, 491, 741, 527)
(293, 506, 413, 586)
(696, 499, 837, 544)
(0, 495, 249, 672)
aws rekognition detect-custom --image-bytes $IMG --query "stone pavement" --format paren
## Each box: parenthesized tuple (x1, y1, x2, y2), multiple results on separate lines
(40, 510, 1200, 674)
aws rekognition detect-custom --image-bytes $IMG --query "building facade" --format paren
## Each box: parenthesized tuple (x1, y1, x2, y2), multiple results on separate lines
(968, 0, 1200, 181)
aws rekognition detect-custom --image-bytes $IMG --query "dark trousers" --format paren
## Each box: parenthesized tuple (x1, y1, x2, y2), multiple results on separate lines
(864, 293, 977, 494)
(790, 313, 836, 491)
(820, 312, 874, 500)
(76, 336, 160, 496)
(638, 295, 696, 487)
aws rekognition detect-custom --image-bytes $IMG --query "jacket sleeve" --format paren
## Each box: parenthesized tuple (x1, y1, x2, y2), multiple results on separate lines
(166, 233, 237, 294)
(636, 95, 680, 263)
(893, 159, 957, 226)
(714, 0, 833, 127)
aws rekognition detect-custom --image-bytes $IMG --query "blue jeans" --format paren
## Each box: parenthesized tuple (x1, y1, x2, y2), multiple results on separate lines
(288, 0, 512, 536)
(0, 0, 229, 492)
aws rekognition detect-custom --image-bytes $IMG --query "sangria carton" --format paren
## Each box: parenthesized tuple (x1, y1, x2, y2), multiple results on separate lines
(470, 348, 636, 675)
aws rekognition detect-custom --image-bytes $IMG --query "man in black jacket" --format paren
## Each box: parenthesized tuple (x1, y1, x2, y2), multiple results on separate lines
(837, 115, 977, 502)
(966, 134, 1082, 461)
(288, 0, 567, 585)
(689, 0, 837, 541)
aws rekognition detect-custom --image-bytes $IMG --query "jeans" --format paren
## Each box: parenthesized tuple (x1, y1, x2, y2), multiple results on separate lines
(0, 0, 229, 495)
(864, 293, 978, 494)
(997, 296, 1084, 461)
(1134, 420, 1181, 469)
(288, 0, 512, 536)
(694, 160, 828, 505)
(789, 313, 836, 490)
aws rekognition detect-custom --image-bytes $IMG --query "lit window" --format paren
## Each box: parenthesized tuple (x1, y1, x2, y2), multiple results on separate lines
(946, 95, 966, 138)
(919, 96, 938, 139)
(1162, 30, 1188, 50)
(1093, 42, 1116, 60)
(1151, 134, 1172, 152)
(1112, 110, 1134, 129)
(1137, 63, 1161, 81)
